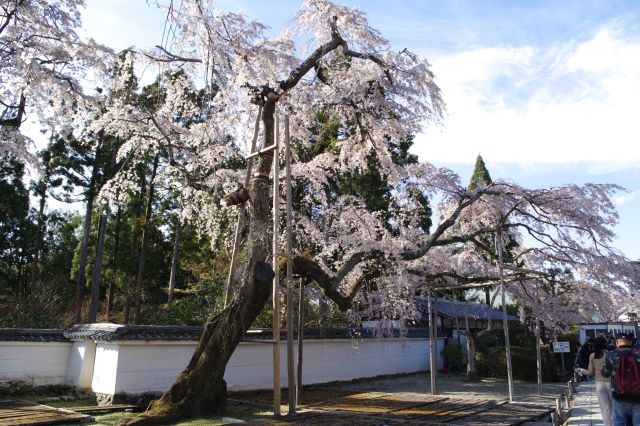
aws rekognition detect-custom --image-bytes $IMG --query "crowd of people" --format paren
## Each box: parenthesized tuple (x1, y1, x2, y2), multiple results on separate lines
(575, 332, 640, 426)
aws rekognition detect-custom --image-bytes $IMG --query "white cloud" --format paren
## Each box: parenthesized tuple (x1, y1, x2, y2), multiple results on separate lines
(615, 190, 640, 206)
(414, 26, 640, 166)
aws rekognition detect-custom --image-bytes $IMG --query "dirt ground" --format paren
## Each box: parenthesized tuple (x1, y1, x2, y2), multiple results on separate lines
(328, 371, 567, 405)
(227, 371, 562, 424)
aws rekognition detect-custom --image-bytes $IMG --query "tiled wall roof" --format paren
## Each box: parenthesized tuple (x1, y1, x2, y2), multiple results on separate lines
(0, 324, 440, 342)
(0, 328, 67, 342)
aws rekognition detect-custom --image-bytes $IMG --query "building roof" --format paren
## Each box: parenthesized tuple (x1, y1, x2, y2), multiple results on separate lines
(245, 327, 441, 340)
(415, 298, 519, 322)
(59, 324, 439, 342)
(0, 323, 442, 343)
(63, 324, 203, 341)
(0, 328, 67, 342)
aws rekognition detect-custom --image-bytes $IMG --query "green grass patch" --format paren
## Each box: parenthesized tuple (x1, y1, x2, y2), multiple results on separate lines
(90, 404, 270, 425)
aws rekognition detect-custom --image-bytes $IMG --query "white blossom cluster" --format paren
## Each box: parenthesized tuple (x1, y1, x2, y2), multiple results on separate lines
(11, 0, 635, 329)
(0, 0, 112, 165)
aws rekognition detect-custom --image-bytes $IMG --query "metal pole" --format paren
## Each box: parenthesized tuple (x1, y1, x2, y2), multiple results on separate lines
(497, 230, 514, 402)
(272, 112, 281, 416)
(427, 288, 437, 394)
(284, 114, 296, 414)
(296, 278, 304, 404)
(224, 106, 262, 307)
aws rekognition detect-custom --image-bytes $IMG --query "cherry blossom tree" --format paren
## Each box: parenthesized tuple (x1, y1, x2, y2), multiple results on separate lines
(86, 1, 638, 424)
(417, 178, 639, 381)
(0, 0, 111, 165)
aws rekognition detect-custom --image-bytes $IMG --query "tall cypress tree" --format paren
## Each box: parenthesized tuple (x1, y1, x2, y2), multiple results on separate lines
(468, 154, 492, 190)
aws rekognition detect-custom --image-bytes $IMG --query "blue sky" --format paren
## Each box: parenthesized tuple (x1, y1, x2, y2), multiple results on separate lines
(79, 0, 640, 259)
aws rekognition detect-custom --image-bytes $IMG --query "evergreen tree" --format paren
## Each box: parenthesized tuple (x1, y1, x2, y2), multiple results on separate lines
(0, 158, 35, 298)
(468, 154, 492, 190)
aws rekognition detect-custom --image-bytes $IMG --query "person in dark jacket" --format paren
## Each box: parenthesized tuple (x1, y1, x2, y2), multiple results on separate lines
(601, 333, 640, 426)
(579, 338, 593, 368)
(577, 338, 593, 382)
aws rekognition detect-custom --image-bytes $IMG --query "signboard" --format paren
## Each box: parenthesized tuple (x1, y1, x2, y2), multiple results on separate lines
(553, 341, 571, 353)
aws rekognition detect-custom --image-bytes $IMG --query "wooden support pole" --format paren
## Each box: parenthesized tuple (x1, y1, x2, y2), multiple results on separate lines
(497, 230, 514, 402)
(427, 288, 437, 394)
(296, 278, 304, 404)
(464, 300, 471, 378)
(224, 106, 262, 307)
(246, 143, 278, 160)
(284, 114, 296, 415)
(272, 112, 281, 417)
(535, 282, 543, 396)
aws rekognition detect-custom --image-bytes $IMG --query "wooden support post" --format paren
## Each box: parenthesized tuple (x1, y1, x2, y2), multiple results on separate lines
(535, 282, 543, 396)
(535, 317, 543, 395)
(246, 143, 278, 160)
(497, 230, 514, 402)
(272, 112, 281, 417)
(224, 106, 262, 307)
(427, 288, 437, 395)
(284, 115, 296, 415)
(296, 278, 304, 404)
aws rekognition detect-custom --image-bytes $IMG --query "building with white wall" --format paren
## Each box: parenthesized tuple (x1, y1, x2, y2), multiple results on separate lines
(578, 321, 638, 344)
(1, 325, 443, 404)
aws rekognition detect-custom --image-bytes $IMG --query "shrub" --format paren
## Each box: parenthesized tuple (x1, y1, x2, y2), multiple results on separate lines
(485, 345, 558, 382)
(443, 343, 463, 373)
(475, 351, 487, 376)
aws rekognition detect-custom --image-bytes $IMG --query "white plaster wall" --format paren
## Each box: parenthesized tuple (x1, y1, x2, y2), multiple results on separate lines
(97, 337, 444, 395)
(111, 342, 195, 395)
(92, 342, 120, 395)
(0, 342, 71, 386)
(228, 338, 442, 391)
(66, 340, 96, 389)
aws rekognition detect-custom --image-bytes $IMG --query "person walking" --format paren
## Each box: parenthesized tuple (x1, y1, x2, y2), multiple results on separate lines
(588, 336, 612, 426)
(578, 338, 594, 382)
(601, 333, 640, 425)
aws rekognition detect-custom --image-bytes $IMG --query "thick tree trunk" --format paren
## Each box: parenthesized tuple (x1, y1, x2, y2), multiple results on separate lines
(29, 179, 47, 287)
(466, 333, 479, 382)
(464, 300, 480, 382)
(73, 176, 97, 324)
(118, 262, 273, 425)
(133, 155, 159, 324)
(167, 222, 181, 314)
(124, 174, 146, 323)
(88, 206, 109, 322)
(117, 98, 278, 426)
(106, 205, 122, 320)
